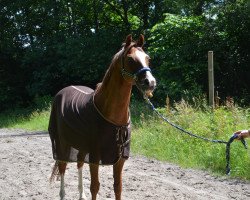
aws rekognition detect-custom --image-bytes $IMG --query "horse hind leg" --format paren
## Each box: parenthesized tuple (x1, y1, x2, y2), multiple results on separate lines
(77, 162, 87, 200)
(50, 161, 67, 199)
(58, 161, 67, 200)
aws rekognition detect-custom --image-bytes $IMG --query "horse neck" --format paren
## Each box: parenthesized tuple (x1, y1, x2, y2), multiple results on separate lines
(94, 60, 132, 126)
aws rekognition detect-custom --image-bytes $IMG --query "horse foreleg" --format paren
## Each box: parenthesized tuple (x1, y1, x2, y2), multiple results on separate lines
(89, 163, 100, 200)
(113, 158, 125, 200)
(77, 162, 87, 200)
(58, 162, 67, 200)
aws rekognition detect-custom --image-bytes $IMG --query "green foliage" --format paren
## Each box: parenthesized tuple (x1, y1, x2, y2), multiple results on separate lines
(0, 96, 51, 130)
(149, 14, 206, 103)
(149, 1, 250, 105)
(0, 0, 250, 110)
(24, 31, 124, 97)
(0, 0, 143, 110)
(212, 1, 250, 103)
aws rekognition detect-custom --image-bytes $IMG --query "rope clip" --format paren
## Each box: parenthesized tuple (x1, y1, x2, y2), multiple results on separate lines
(231, 134, 248, 149)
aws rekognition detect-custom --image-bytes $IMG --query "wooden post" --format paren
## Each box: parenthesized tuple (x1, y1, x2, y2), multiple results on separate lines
(208, 51, 214, 108)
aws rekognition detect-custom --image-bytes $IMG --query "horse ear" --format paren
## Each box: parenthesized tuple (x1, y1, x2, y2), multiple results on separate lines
(124, 34, 132, 48)
(137, 34, 144, 47)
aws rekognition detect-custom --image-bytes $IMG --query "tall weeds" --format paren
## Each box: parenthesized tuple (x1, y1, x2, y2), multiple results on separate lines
(131, 98, 250, 179)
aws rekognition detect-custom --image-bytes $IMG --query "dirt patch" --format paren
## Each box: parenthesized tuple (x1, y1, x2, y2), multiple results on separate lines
(0, 129, 249, 200)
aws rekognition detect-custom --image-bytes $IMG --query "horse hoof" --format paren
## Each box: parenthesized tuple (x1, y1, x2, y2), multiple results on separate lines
(79, 194, 87, 200)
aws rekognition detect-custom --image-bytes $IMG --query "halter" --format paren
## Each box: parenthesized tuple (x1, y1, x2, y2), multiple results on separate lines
(121, 66, 151, 81)
(120, 47, 151, 81)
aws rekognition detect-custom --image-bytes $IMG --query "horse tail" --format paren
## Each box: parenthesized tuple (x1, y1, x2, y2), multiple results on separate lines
(49, 161, 60, 183)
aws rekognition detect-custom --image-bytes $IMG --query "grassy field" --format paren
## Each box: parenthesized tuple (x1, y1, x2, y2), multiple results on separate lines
(0, 97, 249, 180)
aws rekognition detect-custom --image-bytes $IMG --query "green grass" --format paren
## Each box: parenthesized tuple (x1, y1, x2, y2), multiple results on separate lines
(0, 97, 249, 180)
(130, 99, 250, 180)
(0, 95, 51, 130)
(0, 108, 50, 131)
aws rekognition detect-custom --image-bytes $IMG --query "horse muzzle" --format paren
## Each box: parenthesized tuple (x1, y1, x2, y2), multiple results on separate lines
(136, 70, 156, 98)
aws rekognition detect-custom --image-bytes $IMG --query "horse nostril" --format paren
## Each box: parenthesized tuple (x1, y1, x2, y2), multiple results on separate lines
(151, 79, 156, 88)
(144, 78, 150, 86)
(149, 79, 156, 90)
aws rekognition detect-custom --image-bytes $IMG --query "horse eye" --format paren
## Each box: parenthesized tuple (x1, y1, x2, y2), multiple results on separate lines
(127, 55, 134, 62)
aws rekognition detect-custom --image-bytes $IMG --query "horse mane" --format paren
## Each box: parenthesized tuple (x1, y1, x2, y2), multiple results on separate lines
(96, 42, 136, 94)
(96, 42, 137, 91)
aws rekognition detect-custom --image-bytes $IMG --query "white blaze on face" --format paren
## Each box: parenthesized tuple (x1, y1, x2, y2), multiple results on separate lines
(145, 71, 156, 88)
(135, 49, 148, 68)
(135, 49, 156, 90)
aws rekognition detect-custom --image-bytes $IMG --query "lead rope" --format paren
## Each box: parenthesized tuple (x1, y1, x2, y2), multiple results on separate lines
(144, 98, 248, 175)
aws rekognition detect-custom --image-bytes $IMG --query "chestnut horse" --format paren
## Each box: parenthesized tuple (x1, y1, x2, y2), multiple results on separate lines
(48, 34, 156, 200)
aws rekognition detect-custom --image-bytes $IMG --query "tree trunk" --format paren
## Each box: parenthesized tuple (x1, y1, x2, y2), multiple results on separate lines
(142, 2, 149, 31)
(121, 0, 130, 33)
(194, 0, 205, 16)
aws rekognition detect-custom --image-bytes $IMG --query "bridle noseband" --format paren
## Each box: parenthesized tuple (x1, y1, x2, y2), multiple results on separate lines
(121, 66, 151, 81)
(120, 46, 151, 81)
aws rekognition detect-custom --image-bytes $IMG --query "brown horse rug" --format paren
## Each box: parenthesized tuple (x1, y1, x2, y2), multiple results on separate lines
(48, 86, 131, 165)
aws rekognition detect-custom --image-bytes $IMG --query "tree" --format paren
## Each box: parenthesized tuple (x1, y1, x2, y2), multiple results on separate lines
(0, 0, 249, 111)
(149, 0, 250, 104)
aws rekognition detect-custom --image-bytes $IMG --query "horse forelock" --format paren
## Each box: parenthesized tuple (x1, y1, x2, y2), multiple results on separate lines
(113, 41, 145, 62)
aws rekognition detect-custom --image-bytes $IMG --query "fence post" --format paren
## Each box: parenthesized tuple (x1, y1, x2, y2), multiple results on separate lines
(208, 51, 214, 108)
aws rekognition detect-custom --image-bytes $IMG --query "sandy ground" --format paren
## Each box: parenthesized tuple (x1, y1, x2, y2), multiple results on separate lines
(0, 128, 249, 200)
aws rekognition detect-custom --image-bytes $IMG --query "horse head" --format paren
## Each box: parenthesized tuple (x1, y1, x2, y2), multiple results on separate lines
(121, 34, 156, 98)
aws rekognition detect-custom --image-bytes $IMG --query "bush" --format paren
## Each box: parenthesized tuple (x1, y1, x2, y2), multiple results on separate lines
(149, 14, 207, 104)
